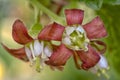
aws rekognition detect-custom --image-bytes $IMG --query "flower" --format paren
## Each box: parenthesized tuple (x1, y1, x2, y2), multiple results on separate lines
(46, 9, 108, 71)
(39, 23, 73, 70)
(1, 20, 65, 72)
(62, 9, 108, 70)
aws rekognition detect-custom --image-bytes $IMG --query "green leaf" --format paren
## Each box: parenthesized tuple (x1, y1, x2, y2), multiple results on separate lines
(85, 0, 103, 10)
(29, 23, 43, 37)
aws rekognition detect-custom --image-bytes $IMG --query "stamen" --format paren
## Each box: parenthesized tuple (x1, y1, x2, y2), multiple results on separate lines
(99, 69, 110, 79)
(76, 30, 83, 37)
(40, 41, 47, 59)
(84, 43, 88, 51)
(40, 58, 45, 70)
(30, 43, 36, 60)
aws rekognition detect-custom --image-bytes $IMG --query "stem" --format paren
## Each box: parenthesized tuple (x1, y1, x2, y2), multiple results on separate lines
(34, 6, 40, 23)
(30, 0, 65, 25)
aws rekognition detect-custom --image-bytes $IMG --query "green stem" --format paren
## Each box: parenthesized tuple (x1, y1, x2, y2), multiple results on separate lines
(34, 6, 41, 23)
(30, 0, 65, 25)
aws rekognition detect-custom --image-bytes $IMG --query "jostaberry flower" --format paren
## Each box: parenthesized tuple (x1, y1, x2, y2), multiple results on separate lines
(39, 23, 73, 70)
(61, 9, 108, 70)
(1, 20, 65, 72)
(44, 9, 107, 71)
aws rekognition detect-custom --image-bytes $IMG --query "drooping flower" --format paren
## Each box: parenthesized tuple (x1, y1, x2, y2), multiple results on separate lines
(38, 23, 73, 70)
(62, 9, 108, 70)
(1, 20, 65, 71)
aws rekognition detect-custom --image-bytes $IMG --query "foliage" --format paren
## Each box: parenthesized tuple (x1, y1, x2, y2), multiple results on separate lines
(97, 4, 120, 76)
(80, 0, 120, 10)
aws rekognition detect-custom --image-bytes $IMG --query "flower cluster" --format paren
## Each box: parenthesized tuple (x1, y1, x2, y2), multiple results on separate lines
(2, 9, 108, 74)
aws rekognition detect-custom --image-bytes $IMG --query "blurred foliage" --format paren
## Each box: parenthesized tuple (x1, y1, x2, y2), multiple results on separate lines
(0, 0, 11, 20)
(83, 0, 103, 10)
(97, 4, 120, 76)
(0, 45, 13, 66)
(103, 0, 120, 5)
(79, 0, 120, 10)
(37, 0, 51, 7)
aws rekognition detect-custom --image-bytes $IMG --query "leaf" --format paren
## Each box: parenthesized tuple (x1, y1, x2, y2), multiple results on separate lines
(85, 0, 103, 10)
(29, 23, 43, 37)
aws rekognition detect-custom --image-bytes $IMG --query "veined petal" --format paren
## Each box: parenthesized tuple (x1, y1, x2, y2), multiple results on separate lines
(65, 27, 76, 35)
(83, 16, 107, 39)
(76, 25, 85, 33)
(12, 19, 33, 45)
(62, 36, 71, 45)
(44, 46, 53, 57)
(1, 43, 28, 62)
(65, 9, 84, 25)
(38, 22, 65, 41)
(77, 45, 100, 70)
(45, 44, 73, 67)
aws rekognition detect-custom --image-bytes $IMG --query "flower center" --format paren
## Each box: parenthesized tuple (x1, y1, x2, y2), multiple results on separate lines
(25, 40, 53, 72)
(63, 25, 89, 51)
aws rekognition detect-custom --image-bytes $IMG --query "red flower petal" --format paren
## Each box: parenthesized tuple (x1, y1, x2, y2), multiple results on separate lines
(65, 9, 84, 25)
(12, 19, 33, 45)
(38, 22, 65, 41)
(83, 16, 107, 39)
(45, 44, 73, 67)
(1, 43, 28, 62)
(77, 45, 100, 70)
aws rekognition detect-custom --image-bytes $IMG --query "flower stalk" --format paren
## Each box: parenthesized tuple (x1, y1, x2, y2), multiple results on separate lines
(30, 0, 65, 25)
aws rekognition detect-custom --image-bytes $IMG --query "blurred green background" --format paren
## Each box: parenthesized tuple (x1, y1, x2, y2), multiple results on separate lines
(0, 0, 120, 80)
